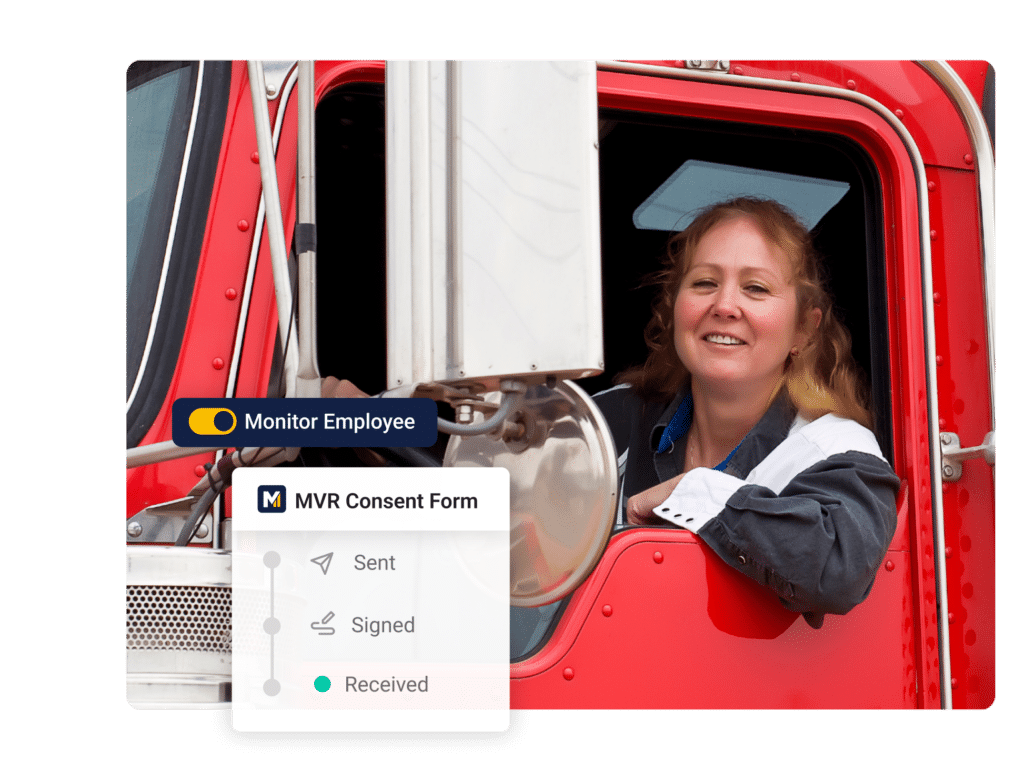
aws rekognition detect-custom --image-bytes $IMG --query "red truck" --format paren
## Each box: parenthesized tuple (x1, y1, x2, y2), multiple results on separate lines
(127, 60, 995, 709)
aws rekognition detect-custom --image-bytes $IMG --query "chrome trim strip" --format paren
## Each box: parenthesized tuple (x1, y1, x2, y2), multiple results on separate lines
(916, 61, 996, 430)
(211, 64, 299, 545)
(224, 65, 299, 401)
(127, 439, 223, 468)
(127, 61, 205, 413)
(295, 61, 320, 391)
(248, 60, 299, 398)
(596, 60, 952, 707)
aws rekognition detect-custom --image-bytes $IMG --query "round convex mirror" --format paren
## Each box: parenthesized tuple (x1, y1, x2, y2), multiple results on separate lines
(444, 380, 618, 607)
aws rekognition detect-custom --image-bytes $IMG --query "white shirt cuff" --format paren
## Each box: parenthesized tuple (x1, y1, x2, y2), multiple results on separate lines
(653, 468, 746, 533)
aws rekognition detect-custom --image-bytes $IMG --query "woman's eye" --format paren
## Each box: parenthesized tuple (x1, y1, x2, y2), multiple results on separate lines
(746, 284, 770, 294)
(691, 279, 716, 289)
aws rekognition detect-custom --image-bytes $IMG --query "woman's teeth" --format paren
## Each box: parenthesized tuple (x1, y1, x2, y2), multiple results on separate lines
(704, 334, 744, 345)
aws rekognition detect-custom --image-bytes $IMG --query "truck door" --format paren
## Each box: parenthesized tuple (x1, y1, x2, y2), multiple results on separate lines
(504, 61, 993, 708)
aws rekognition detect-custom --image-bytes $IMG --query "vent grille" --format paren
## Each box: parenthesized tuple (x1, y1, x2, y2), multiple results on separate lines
(127, 585, 231, 653)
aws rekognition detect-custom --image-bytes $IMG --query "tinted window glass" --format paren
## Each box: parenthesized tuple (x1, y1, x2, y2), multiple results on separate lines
(126, 61, 195, 399)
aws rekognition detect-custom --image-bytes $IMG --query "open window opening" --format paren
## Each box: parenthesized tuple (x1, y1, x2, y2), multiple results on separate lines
(588, 110, 892, 463)
(310, 82, 893, 662)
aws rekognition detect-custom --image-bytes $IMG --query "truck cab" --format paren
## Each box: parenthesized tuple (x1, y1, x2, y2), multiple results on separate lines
(126, 60, 995, 709)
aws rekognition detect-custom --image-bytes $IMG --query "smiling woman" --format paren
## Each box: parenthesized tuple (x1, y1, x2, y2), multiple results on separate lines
(594, 197, 898, 628)
(674, 215, 812, 412)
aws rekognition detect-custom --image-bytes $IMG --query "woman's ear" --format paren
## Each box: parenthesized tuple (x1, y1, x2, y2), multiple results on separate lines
(795, 307, 823, 349)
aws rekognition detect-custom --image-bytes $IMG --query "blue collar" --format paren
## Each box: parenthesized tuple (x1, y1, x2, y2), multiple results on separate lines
(656, 392, 743, 472)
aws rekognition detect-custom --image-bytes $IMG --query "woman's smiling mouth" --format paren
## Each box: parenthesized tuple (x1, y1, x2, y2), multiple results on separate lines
(703, 333, 745, 346)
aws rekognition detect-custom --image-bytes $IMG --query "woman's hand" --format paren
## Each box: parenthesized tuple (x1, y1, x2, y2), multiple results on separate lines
(321, 376, 370, 399)
(626, 473, 686, 526)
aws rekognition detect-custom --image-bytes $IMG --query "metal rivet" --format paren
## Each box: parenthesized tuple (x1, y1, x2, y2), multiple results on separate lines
(933, 292, 941, 304)
(602, 605, 613, 617)
(653, 551, 664, 564)
(948, 612, 955, 623)
(196, 524, 209, 539)
(964, 153, 973, 165)
(251, 151, 260, 164)
(266, 83, 278, 98)
(563, 667, 575, 681)
(194, 464, 207, 478)
(846, 79, 856, 90)
(530, 364, 537, 370)
(941, 434, 952, 445)
(738, 555, 747, 565)
(733, 66, 744, 75)
(936, 355, 944, 366)
(951, 678, 958, 690)
(225, 288, 238, 300)
(238, 220, 250, 232)
(895, 109, 905, 120)
(943, 465, 955, 478)
(127, 522, 143, 538)
(213, 358, 225, 370)
(938, 418, 946, 429)
(946, 546, 953, 558)
(790, 73, 801, 81)
(885, 560, 895, 572)
(928, 180, 936, 192)
(930, 229, 937, 240)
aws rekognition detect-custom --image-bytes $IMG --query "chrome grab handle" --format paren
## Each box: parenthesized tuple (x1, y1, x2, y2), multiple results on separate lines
(940, 431, 995, 481)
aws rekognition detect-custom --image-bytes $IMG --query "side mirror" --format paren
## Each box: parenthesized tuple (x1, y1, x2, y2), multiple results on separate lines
(445, 381, 617, 607)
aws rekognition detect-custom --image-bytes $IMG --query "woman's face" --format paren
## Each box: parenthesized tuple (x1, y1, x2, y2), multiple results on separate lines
(673, 215, 810, 401)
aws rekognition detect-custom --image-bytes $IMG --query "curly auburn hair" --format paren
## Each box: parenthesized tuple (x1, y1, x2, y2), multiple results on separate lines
(617, 196, 872, 428)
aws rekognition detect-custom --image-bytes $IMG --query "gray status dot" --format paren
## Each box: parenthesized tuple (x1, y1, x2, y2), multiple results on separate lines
(263, 678, 281, 696)
(263, 617, 281, 635)
(263, 551, 281, 568)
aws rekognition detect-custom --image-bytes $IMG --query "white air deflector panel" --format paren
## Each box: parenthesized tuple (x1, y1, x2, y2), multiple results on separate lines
(386, 61, 603, 391)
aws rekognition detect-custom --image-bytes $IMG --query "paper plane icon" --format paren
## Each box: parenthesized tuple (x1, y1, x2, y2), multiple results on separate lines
(310, 552, 334, 575)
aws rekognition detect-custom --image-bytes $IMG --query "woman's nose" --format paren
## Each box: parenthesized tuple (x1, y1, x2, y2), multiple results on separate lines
(711, 285, 741, 318)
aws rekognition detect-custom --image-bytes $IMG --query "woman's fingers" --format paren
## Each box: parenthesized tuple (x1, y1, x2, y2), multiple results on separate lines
(321, 376, 370, 399)
(626, 474, 685, 525)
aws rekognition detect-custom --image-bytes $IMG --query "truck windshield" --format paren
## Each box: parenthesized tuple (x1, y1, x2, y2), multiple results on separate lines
(126, 61, 196, 399)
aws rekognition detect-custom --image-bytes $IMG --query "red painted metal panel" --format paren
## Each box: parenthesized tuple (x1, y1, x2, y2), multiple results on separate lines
(512, 529, 916, 708)
(926, 165, 994, 709)
(724, 61, 974, 171)
(230, 101, 299, 403)
(946, 61, 991, 114)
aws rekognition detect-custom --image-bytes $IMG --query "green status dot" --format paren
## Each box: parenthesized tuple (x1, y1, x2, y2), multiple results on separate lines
(314, 675, 331, 692)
